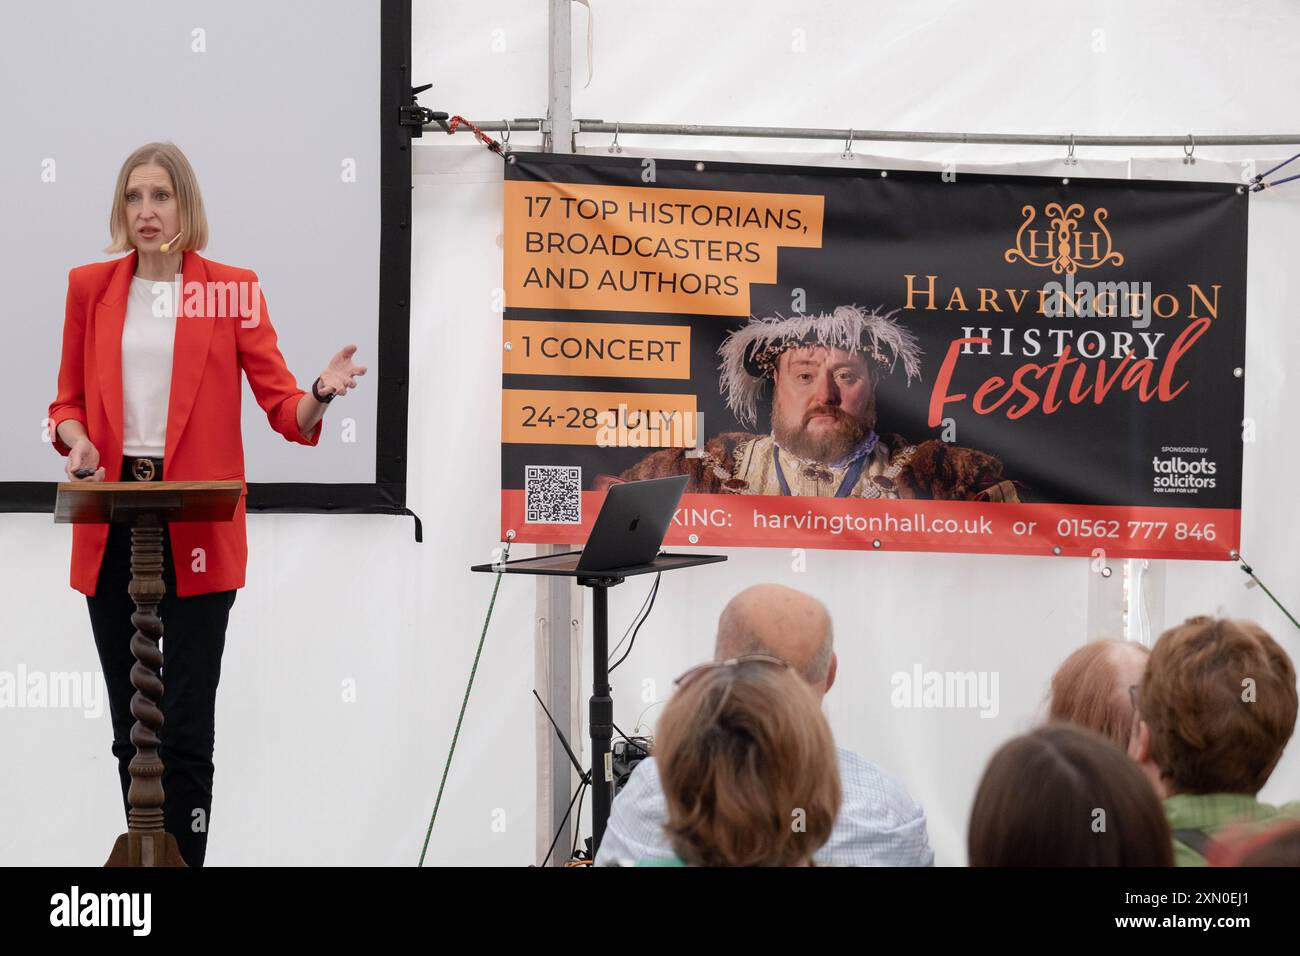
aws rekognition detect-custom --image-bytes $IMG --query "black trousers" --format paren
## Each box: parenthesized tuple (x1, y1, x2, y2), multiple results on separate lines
(86, 519, 236, 867)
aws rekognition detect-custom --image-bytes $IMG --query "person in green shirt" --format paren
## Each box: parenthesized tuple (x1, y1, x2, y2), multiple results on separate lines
(1128, 615, 1299, 866)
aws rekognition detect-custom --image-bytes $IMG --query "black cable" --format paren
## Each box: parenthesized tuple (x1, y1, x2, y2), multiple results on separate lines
(541, 775, 589, 868)
(607, 574, 656, 665)
(612, 720, 651, 757)
(609, 572, 660, 674)
(608, 572, 658, 661)
(570, 780, 590, 861)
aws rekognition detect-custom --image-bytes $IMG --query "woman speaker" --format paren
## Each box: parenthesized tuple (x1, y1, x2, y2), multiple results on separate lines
(47, 141, 366, 866)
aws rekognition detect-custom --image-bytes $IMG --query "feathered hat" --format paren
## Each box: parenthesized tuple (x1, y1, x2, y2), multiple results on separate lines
(718, 305, 924, 429)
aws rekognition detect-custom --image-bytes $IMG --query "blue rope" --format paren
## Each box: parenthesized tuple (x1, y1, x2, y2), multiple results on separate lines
(1250, 151, 1300, 192)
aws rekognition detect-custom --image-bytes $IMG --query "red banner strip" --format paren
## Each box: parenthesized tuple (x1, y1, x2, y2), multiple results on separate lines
(501, 491, 1240, 561)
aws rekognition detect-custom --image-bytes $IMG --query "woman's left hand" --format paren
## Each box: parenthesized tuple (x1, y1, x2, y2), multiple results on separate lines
(318, 344, 368, 399)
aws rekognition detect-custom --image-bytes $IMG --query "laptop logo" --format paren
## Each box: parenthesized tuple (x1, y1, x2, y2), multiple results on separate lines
(628, 515, 640, 532)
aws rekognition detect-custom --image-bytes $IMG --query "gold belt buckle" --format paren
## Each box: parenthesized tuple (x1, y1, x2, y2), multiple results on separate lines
(132, 458, 156, 482)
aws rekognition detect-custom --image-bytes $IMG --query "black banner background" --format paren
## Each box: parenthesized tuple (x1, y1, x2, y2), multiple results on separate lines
(502, 153, 1247, 533)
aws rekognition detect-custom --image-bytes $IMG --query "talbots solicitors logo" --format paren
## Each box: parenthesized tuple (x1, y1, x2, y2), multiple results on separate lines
(1004, 202, 1124, 275)
(50, 886, 151, 936)
(1152, 445, 1218, 494)
(890, 665, 999, 718)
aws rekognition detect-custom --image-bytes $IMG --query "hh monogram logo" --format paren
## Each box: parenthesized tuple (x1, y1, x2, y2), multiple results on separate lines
(1003, 202, 1124, 274)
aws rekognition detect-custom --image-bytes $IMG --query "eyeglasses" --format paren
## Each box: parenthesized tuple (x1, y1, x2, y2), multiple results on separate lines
(1128, 684, 1141, 738)
(673, 654, 790, 688)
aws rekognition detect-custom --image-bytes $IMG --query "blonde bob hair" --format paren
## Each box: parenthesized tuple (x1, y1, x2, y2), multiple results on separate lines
(657, 658, 841, 866)
(105, 142, 208, 254)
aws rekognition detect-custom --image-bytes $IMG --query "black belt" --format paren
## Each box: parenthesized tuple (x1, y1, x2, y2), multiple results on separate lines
(122, 456, 164, 482)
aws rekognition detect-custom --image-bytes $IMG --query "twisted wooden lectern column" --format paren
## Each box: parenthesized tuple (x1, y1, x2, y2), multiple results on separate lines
(105, 516, 186, 867)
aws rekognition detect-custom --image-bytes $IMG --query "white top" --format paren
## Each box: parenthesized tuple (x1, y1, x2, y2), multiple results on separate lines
(120, 275, 177, 458)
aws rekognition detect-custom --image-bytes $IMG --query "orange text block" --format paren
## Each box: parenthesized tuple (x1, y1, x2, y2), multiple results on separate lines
(504, 181, 824, 316)
(502, 389, 698, 447)
(503, 319, 691, 379)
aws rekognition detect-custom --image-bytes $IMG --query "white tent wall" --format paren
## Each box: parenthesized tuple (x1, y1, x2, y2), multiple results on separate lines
(1, 1, 1297, 866)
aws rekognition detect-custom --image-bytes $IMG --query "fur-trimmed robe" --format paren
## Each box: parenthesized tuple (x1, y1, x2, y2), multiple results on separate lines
(600, 432, 1022, 502)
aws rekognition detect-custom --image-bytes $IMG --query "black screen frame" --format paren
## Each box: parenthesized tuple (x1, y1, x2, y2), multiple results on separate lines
(1, 0, 413, 520)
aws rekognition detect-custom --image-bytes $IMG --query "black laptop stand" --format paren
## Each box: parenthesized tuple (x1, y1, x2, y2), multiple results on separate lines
(471, 551, 727, 856)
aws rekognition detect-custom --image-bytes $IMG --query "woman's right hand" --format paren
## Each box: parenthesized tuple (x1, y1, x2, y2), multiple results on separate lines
(66, 437, 105, 482)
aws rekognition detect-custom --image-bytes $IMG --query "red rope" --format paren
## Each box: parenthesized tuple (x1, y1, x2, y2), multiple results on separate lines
(446, 115, 504, 155)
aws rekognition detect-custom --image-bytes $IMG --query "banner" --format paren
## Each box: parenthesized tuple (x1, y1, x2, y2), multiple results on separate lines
(500, 153, 1248, 560)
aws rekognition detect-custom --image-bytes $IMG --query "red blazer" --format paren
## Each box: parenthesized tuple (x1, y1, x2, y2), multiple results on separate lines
(49, 250, 320, 597)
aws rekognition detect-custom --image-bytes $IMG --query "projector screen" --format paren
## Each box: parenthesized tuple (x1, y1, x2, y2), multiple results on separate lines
(0, 0, 412, 516)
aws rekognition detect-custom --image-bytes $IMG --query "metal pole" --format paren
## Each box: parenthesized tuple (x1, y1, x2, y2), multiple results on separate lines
(435, 118, 1300, 149)
(534, 561, 582, 866)
(533, 0, 582, 868)
(545, 3, 573, 153)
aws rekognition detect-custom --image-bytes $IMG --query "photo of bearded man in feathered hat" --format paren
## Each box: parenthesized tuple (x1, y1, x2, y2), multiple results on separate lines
(601, 304, 1022, 501)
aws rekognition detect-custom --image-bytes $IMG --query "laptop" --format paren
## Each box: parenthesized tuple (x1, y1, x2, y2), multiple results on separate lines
(522, 475, 689, 574)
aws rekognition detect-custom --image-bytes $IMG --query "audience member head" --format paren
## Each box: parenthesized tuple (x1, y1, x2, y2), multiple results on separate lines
(1049, 640, 1149, 746)
(1129, 616, 1296, 797)
(969, 723, 1173, 866)
(715, 584, 836, 696)
(1208, 819, 1300, 867)
(657, 656, 841, 866)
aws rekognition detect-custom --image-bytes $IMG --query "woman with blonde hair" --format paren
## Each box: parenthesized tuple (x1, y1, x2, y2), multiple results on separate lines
(650, 655, 842, 866)
(48, 141, 365, 866)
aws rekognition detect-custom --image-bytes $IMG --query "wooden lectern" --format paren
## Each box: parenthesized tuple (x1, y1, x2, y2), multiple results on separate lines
(54, 480, 242, 867)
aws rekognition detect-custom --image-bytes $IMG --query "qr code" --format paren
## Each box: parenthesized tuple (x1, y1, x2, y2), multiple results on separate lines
(525, 465, 582, 524)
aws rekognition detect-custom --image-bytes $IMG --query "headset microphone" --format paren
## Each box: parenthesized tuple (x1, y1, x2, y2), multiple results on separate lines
(159, 231, 182, 253)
